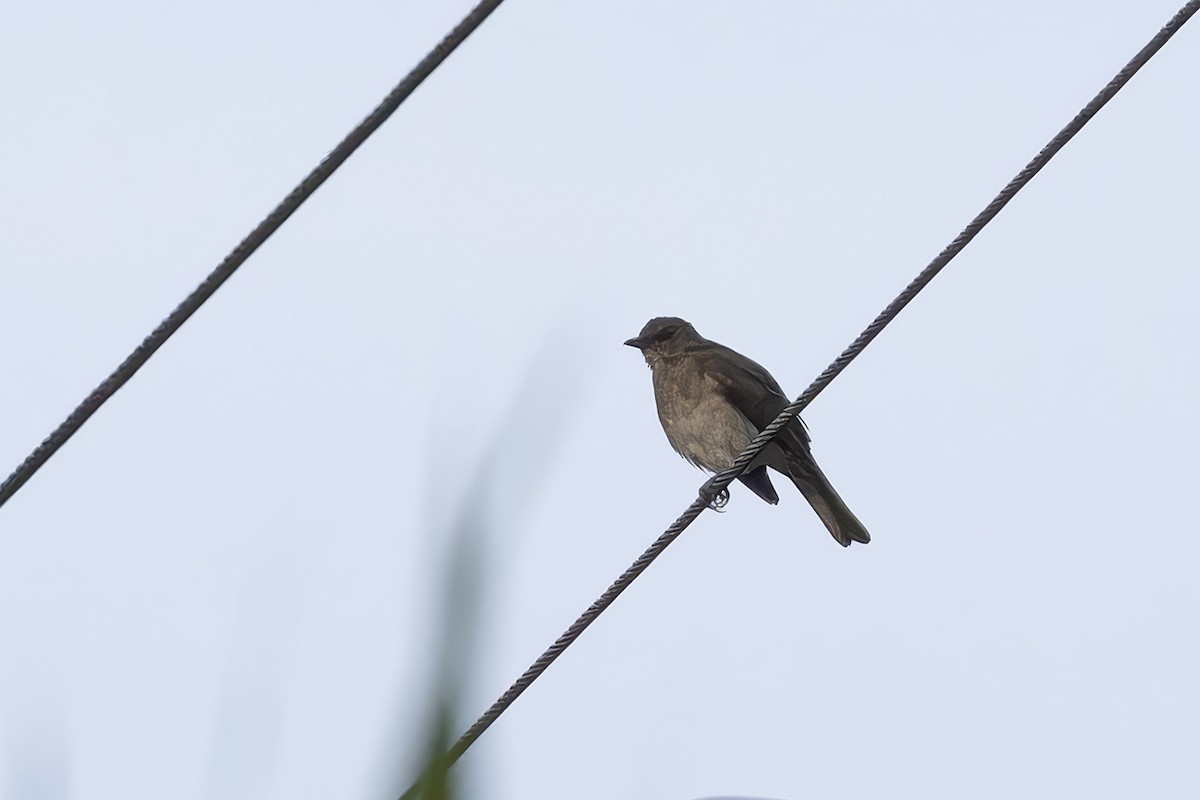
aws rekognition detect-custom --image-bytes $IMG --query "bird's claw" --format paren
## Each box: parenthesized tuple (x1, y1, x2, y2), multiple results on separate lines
(699, 478, 730, 511)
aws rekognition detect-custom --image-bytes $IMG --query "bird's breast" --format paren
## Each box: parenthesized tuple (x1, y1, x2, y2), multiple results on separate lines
(650, 362, 759, 472)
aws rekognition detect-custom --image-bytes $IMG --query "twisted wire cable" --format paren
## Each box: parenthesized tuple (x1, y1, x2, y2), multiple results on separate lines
(397, 3, 1200, 797)
(0, 0, 508, 511)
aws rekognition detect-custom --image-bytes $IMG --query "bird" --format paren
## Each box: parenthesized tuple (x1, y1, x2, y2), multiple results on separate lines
(625, 316, 870, 546)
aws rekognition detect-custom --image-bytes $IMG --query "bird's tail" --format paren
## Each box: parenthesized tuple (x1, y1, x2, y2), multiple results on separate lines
(785, 453, 870, 547)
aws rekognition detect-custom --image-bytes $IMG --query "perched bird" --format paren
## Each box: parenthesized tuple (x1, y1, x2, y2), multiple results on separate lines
(625, 316, 870, 546)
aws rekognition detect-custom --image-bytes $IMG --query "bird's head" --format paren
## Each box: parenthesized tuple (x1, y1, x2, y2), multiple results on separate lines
(624, 317, 699, 359)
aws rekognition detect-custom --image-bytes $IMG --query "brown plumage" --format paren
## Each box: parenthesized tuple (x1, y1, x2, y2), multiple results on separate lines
(625, 316, 870, 547)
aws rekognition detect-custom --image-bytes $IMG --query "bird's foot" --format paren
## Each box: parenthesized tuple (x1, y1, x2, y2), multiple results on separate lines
(699, 477, 730, 511)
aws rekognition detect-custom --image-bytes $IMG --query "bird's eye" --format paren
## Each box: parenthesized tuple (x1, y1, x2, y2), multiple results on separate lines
(653, 326, 679, 341)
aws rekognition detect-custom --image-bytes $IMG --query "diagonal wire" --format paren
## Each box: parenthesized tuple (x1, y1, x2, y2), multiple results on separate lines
(396, 2, 1200, 797)
(0, 0, 508, 512)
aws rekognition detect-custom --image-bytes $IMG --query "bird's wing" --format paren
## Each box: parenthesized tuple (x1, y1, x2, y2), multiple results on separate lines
(740, 465, 780, 504)
(700, 344, 812, 448)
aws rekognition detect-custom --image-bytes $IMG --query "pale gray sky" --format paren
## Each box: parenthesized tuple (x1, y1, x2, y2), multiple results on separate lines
(1, 1, 1198, 799)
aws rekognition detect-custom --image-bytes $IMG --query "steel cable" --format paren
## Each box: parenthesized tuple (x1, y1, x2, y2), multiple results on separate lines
(397, 2, 1200, 797)
(0, 0, 508, 511)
